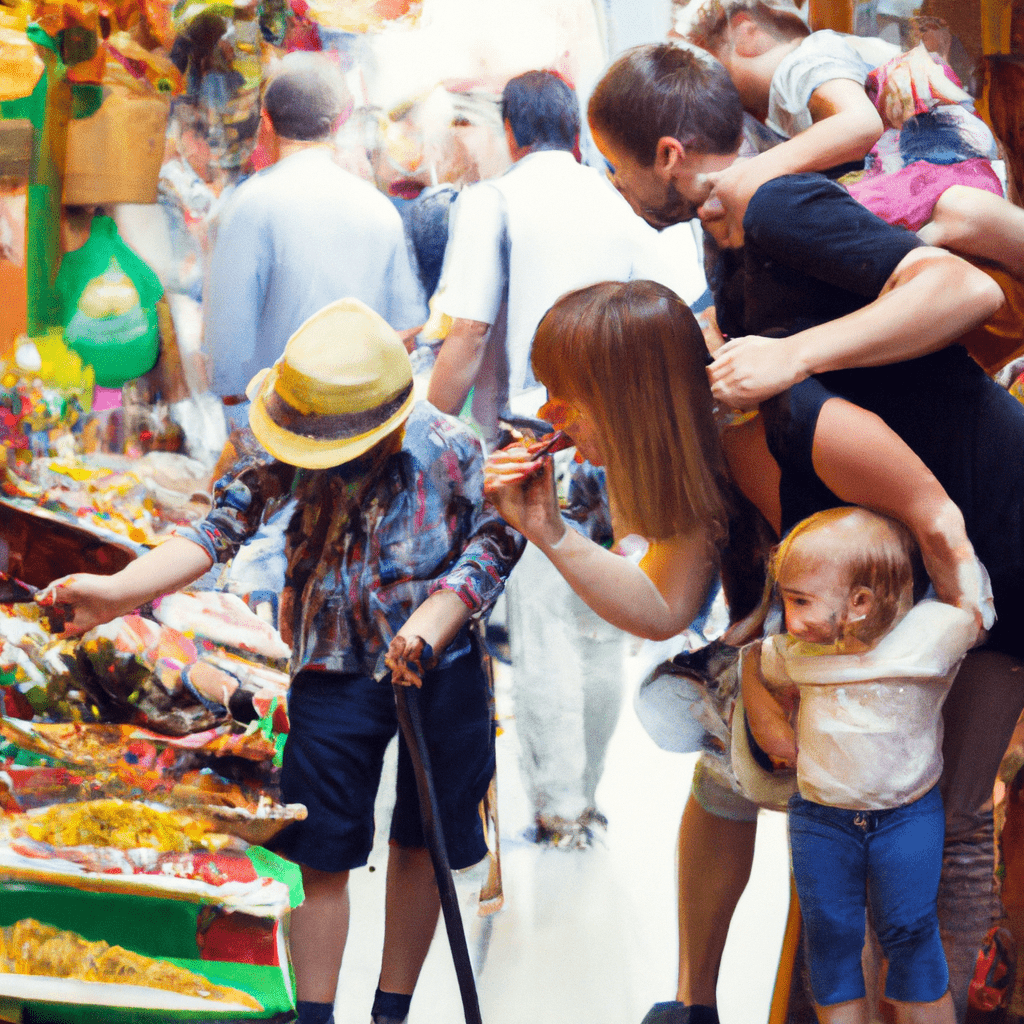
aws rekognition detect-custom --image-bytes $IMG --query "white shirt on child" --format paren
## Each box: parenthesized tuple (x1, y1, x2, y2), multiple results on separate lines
(759, 599, 977, 811)
(768, 29, 877, 138)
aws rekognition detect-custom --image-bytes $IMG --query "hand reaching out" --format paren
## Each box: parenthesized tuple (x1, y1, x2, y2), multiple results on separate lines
(35, 573, 129, 638)
(483, 444, 567, 549)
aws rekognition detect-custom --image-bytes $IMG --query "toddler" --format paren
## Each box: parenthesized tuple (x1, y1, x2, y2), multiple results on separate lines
(741, 506, 981, 1024)
(688, 0, 1024, 280)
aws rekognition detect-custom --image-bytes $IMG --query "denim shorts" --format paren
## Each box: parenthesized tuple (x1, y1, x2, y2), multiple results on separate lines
(691, 752, 761, 824)
(270, 640, 494, 873)
(788, 785, 948, 1007)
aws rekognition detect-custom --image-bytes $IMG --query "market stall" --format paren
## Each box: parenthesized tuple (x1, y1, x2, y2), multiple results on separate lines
(0, 0, 619, 1017)
(0, 327, 303, 1015)
(0, 535, 303, 1021)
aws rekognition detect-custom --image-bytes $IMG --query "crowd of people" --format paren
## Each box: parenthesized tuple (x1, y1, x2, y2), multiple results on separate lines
(39, 2, 1024, 1023)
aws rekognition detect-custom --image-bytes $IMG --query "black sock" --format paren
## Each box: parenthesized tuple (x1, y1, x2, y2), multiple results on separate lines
(371, 987, 412, 1021)
(295, 1000, 334, 1024)
(643, 1002, 719, 1024)
(687, 1006, 720, 1024)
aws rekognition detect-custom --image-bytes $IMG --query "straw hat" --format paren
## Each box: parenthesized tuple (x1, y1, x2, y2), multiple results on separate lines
(246, 298, 414, 469)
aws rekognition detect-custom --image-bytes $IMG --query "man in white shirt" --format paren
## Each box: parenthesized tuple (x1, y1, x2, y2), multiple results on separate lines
(428, 69, 701, 445)
(429, 70, 705, 845)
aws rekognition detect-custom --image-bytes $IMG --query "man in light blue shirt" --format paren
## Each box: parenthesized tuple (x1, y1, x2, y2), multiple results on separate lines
(204, 54, 426, 409)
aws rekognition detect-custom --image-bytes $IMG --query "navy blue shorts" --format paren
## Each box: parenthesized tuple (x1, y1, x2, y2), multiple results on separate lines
(270, 640, 494, 873)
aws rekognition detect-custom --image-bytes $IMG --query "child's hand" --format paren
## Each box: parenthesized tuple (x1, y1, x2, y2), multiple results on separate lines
(749, 709, 798, 769)
(741, 646, 798, 768)
(699, 161, 765, 249)
(35, 573, 127, 637)
(385, 634, 438, 688)
(871, 44, 971, 130)
(700, 155, 784, 250)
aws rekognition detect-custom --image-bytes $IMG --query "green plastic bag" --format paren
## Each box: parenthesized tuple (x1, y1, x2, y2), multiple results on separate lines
(54, 214, 163, 388)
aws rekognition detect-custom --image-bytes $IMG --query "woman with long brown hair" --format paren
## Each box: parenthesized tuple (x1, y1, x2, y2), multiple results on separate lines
(485, 278, 985, 643)
(484, 277, 1000, 1024)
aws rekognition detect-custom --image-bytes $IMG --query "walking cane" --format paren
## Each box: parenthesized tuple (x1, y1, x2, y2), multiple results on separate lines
(389, 670, 484, 1024)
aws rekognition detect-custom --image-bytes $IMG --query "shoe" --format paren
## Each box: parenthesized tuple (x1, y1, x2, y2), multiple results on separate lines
(533, 814, 591, 850)
(579, 807, 609, 830)
(370, 1017, 406, 1024)
(968, 924, 1016, 1011)
(641, 1002, 720, 1024)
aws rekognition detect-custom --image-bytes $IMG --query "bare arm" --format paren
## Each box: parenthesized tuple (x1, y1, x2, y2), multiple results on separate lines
(720, 414, 782, 535)
(484, 448, 716, 640)
(802, 76, 885, 168)
(385, 588, 473, 687)
(703, 79, 884, 249)
(708, 246, 1005, 408)
(426, 318, 490, 415)
(37, 536, 215, 637)
(811, 396, 987, 633)
(740, 645, 797, 767)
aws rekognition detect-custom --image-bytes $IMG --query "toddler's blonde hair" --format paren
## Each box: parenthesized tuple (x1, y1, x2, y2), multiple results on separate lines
(771, 507, 917, 644)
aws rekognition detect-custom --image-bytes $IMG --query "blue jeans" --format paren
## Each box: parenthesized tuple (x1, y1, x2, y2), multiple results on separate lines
(788, 785, 948, 1006)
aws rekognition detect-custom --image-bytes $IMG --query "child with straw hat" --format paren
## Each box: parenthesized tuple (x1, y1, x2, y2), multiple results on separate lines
(39, 297, 525, 1024)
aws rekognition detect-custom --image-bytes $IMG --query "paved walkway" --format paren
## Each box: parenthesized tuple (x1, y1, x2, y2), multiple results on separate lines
(332, 641, 791, 1024)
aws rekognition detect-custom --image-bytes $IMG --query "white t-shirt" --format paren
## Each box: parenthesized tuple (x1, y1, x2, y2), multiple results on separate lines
(767, 29, 878, 138)
(432, 149, 706, 442)
(759, 599, 976, 810)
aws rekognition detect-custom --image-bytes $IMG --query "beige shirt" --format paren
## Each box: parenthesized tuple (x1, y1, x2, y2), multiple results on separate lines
(761, 600, 976, 809)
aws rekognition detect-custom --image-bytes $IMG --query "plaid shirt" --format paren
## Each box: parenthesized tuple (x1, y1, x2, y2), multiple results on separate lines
(177, 403, 523, 677)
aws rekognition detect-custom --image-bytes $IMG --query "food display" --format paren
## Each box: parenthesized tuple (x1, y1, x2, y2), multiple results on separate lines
(0, 549, 299, 1018)
(0, 918, 263, 1011)
(1, 590, 288, 736)
(10, 799, 230, 853)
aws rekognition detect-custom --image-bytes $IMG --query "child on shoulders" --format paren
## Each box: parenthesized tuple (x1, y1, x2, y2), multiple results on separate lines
(687, 0, 1024, 280)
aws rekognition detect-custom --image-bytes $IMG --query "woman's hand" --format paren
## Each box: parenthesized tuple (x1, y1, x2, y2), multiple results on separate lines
(483, 446, 566, 549)
(708, 335, 807, 410)
(35, 573, 130, 637)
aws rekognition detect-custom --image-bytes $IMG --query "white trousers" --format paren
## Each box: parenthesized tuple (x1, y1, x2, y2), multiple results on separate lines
(506, 540, 626, 823)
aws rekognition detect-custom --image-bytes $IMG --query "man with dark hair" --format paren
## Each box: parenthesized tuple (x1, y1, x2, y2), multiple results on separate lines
(427, 68, 703, 848)
(204, 52, 426, 418)
(587, 42, 1016, 1024)
(588, 44, 744, 179)
(428, 67, 683, 442)
(500, 68, 579, 153)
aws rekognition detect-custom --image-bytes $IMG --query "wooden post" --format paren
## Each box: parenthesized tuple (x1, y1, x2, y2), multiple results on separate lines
(807, 0, 854, 33)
